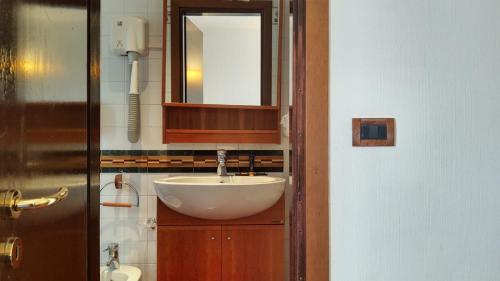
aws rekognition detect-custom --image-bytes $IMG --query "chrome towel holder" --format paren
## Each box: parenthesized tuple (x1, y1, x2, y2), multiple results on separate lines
(100, 174, 140, 208)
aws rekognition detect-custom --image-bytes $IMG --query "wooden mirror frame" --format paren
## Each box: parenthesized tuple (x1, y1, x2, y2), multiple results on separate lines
(170, 0, 273, 105)
(162, 0, 283, 144)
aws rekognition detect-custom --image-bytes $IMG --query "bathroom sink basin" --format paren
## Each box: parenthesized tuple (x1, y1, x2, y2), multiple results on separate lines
(100, 266, 141, 281)
(154, 176, 285, 220)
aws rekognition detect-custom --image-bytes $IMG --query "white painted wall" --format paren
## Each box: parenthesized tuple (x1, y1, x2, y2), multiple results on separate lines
(329, 0, 500, 280)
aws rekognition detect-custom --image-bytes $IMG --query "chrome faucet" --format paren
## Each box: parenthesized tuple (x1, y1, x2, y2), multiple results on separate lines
(104, 243, 120, 270)
(217, 150, 228, 177)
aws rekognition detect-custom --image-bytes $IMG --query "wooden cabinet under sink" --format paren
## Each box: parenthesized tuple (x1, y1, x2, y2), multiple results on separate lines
(157, 197, 285, 281)
(158, 226, 222, 281)
(221, 225, 284, 281)
(158, 225, 284, 281)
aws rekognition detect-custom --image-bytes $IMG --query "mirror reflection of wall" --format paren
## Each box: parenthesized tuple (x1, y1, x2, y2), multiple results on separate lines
(185, 18, 204, 103)
(184, 14, 262, 105)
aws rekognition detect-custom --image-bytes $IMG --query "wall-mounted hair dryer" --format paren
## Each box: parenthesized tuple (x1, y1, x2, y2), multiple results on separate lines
(111, 17, 146, 143)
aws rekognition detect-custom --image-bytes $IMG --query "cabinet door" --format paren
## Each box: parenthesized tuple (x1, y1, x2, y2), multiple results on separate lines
(158, 226, 222, 281)
(222, 225, 284, 281)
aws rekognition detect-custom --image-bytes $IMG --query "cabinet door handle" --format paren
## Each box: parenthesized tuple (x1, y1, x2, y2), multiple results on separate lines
(226, 237, 231, 240)
(210, 237, 216, 240)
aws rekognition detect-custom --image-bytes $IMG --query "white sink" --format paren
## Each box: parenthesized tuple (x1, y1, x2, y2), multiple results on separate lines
(100, 266, 141, 281)
(154, 176, 285, 220)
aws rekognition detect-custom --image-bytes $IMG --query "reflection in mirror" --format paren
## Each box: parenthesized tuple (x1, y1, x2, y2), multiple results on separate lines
(165, 0, 279, 107)
(184, 14, 262, 105)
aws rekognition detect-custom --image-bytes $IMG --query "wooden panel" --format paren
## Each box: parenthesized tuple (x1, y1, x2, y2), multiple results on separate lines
(304, 0, 330, 279)
(164, 129, 280, 144)
(221, 225, 284, 281)
(157, 196, 285, 226)
(157, 226, 222, 281)
(0, 103, 87, 144)
(290, 0, 307, 279)
(164, 104, 279, 130)
(163, 103, 281, 143)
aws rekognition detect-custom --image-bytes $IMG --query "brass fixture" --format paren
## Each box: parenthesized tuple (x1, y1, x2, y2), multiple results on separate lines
(0, 237, 23, 269)
(0, 187, 69, 219)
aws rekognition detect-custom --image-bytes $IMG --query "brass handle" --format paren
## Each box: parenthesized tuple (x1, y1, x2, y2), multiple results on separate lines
(0, 237, 23, 269)
(0, 188, 69, 219)
(14, 187, 69, 210)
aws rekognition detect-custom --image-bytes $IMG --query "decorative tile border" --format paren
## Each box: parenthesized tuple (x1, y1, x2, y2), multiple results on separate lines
(101, 150, 284, 173)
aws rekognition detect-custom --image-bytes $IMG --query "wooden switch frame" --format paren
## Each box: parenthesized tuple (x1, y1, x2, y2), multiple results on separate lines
(352, 118, 395, 147)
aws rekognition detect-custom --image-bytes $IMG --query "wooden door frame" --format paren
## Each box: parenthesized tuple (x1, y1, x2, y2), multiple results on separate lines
(88, 0, 101, 280)
(290, 0, 329, 279)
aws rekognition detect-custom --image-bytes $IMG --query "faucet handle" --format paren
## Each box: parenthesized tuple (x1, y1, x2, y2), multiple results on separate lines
(217, 150, 227, 163)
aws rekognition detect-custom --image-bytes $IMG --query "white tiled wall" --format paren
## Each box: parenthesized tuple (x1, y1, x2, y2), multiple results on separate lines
(100, 0, 290, 280)
(101, 0, 166, 151)
(100, 173, 161, 281)
(100, 0, 288, 151)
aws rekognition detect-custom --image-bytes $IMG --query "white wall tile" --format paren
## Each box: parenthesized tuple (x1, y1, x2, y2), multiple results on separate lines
(145, 264, 157, 281)
(148, 36, 163, 56)
(101, 35, 113, 59)
(141, 81, 162, 105)
(100, 14, 115, 36)
(100, 218, 148, 243)
(101, 58, 125, 82)
(124, 0, 148, 15)
(120, 241, 148, 264)
(140, 126, 164, 150)
(147, 0, 163, 15)
(147, 196, 157, 219)
(101, 82, 126, 105)
(147, 59, 162, 82)
(101, 104, 126, 127)
(100, 126, 127, 150)
(142, 105, 162, 127)
(148, 227, 157, 242)
(102, 0, 125, 14)
(148, 12, 164, 36)
(147, 241, 157, 264)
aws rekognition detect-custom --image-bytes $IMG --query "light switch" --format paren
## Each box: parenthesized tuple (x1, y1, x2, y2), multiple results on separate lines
(353, 118, 395, 147)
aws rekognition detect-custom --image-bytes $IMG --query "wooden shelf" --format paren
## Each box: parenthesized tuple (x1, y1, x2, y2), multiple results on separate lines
(163, 103, 281, 143)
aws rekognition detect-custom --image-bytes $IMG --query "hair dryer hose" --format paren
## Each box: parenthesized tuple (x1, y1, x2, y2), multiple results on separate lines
(128, 93, 140, 143)
(127, 54, 140, 143)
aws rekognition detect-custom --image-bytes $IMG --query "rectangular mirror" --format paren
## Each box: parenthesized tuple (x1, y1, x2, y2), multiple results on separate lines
(162, 0, 283, 143)
(165, 0, 278, 106)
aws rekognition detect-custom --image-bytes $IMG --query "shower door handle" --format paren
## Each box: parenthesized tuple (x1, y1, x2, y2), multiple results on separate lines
(0, 187, 69, 219)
